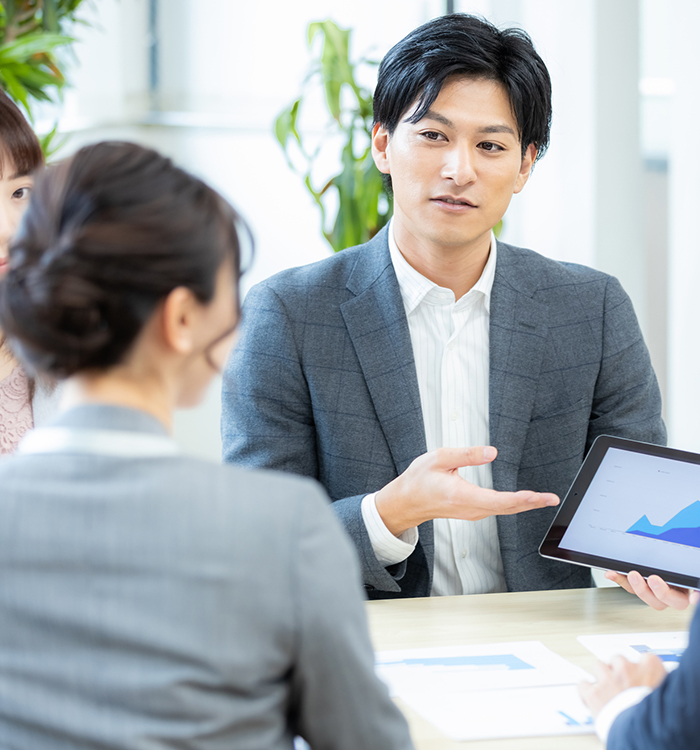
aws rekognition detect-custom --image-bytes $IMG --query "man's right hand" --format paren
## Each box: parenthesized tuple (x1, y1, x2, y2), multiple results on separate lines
(374, 446, 560, 537)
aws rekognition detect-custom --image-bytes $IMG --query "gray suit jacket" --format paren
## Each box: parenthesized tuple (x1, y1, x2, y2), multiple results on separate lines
(222, 227, 666, 598)
(0, 405, 412, 750)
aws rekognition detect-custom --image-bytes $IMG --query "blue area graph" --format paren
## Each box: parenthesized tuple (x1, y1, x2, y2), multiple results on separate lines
(631, 645, 685, 664)
(558, 711, 594, 727)
(626, 500, 700, 549)
(380, 655, 534, 670)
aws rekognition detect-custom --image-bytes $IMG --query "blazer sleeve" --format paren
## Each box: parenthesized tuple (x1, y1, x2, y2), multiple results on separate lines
(221, 281, 409, 594)
(607, 606, 700, 749)
(586, 276, 666, 449)
(222, 282, 318, 477)
(289, 489, 414, 750)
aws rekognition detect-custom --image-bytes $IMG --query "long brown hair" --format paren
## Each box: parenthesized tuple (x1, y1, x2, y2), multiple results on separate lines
(0, 90, 44, 397)
(0, 90, 43, 177)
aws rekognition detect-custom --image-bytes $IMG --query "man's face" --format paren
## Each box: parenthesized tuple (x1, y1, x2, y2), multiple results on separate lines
(372, 76, 535, 253)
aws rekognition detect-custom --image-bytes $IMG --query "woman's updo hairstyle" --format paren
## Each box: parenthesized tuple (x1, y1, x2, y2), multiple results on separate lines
(0, 141, 248, 378)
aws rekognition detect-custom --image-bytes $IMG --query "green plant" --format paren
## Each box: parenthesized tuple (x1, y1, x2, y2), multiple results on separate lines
(0, 0, 86, 124)
(275, 19, 392, 253)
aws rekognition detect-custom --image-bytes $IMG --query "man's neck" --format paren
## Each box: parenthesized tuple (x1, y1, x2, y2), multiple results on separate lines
(391, 219, 492, 300)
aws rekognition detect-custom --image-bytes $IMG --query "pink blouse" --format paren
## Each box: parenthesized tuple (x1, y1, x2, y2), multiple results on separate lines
(0, 365, 34, 455)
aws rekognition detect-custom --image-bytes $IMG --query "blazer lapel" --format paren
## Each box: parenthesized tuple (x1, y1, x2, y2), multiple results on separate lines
(340, 229, 427, 476)
(489, 243, 549, 492)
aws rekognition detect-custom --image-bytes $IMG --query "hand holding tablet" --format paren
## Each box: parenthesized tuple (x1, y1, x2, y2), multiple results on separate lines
(540, 435, 700, 601)
(603, 570, 699, 611)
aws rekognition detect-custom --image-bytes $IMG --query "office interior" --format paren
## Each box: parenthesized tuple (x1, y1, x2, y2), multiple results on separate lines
(35, 0, 695, 464)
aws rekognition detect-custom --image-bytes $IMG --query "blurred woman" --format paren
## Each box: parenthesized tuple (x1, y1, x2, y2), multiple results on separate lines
(0, 141, 413, 750)
(0, 90, 57, 453)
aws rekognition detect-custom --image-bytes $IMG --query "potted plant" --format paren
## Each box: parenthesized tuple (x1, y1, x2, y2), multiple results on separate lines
(274, 19, 392, 253)
(0, 0, 87, 154)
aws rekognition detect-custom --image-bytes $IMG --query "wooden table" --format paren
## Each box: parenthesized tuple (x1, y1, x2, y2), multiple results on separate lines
(366, 587, 693, 749)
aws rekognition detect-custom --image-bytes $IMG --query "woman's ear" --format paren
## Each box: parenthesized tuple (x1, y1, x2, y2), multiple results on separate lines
(160, 287, 199, 355)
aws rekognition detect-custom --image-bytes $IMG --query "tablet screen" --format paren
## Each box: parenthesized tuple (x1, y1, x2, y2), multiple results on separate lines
(539, 436, 700, 590)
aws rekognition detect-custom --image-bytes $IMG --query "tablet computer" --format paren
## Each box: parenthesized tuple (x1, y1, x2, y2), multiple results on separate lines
(539, 435, 700, 590)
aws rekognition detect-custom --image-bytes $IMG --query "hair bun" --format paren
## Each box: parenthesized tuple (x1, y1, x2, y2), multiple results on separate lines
(0, 140, 246, 379)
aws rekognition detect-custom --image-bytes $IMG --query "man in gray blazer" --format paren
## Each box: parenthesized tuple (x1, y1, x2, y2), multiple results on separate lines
(222, 15, 665, 600)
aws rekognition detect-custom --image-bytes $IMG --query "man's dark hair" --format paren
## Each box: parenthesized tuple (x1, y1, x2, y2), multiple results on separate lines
(373, 13, 552, 161)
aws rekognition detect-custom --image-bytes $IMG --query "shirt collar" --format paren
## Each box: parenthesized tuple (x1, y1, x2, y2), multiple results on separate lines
(388, 219, 497, 315)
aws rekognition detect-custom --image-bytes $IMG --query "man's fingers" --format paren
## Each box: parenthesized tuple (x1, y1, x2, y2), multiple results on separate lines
(445, 487, 559, 519)
(429, 445, 498, 470)
(605, 571, 636, 594)
(485, 489, 559, 515)
(647, 575, 693, 610)
(626, 571, 668, 611)
(608, 571, 693, 611)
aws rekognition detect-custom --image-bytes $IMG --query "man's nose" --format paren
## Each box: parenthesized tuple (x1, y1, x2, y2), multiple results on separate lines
(441, 145, 477, 186)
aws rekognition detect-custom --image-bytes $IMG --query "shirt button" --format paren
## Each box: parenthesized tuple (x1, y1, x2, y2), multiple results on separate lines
(447, 343, 455, 352)
(461, 550, 468, 559)
(450, 410, 458, 421)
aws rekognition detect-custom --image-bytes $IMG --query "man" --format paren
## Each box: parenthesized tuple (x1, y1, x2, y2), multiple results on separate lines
(580, 586, 700, 748)
(222, 14, 666, 600)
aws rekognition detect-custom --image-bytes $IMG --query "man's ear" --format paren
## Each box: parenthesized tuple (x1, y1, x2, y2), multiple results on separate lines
(371, 123, 391, 175)
(513, 143, 537, 194)
(161, 287, 198, 355)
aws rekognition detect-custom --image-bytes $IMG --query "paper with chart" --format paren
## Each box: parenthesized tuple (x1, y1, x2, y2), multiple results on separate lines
(558, 447, 700, 579)
(578, 631, 688, 672)
(375, 641, 594, 740)
(398, 685, 594, 741)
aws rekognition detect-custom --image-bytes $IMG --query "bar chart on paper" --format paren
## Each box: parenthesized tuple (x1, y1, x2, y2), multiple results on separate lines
(397, 685, 594, 741)
(375, 642, 585, 694)
(375, 642, 594, 741)
(578, 631, 688, 671)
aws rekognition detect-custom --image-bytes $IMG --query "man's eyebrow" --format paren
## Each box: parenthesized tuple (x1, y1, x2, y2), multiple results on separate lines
(478, 125, 517, 136)
(420, 109, 455, 128)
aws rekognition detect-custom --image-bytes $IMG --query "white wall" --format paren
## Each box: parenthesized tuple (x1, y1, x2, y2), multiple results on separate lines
(50, 0, 681, 460)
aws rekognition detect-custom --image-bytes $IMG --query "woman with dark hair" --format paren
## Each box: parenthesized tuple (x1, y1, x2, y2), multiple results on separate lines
(0, 90, 58, 453)
(0, 140, 413, 750)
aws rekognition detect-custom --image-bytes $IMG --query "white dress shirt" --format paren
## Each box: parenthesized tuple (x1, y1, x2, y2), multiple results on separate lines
(361, 221, 507, 596)
(594, 686, 652, 745)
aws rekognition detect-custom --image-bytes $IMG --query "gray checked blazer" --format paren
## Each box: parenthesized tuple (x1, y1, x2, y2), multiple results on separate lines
(222, 226, 666, 599)
(0, 405, 412, 750)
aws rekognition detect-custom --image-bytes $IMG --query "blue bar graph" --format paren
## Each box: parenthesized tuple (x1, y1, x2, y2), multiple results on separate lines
(380, 654, 534, 670)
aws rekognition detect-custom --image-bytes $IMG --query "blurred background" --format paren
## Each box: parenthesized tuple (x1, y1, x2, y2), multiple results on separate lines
(5, 0, 699, 462)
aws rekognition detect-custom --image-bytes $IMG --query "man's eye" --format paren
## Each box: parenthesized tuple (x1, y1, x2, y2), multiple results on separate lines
(480, 142, 503, 152)
(421, 131, 443, 141)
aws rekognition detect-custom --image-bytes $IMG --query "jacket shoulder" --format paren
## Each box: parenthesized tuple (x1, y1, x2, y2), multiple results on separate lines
(497, 241, 611, 284)
(253, 243, 370, 295)
(496, 241, 621, 309)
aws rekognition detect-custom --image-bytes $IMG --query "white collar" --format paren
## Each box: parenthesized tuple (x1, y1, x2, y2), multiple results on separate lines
(18, 427, 180, 458)
(388, 219, 497, 316)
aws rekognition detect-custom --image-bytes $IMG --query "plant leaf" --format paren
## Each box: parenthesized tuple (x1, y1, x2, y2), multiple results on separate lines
(0, 32, 74, 64)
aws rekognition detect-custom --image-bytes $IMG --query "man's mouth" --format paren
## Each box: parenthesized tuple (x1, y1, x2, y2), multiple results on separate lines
(432, 196, 477, 208)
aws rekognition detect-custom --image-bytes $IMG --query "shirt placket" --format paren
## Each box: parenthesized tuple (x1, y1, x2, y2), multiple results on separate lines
(442, 298, 476, 587)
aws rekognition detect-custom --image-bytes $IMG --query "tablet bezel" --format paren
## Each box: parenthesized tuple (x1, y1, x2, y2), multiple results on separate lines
(539, 434, 700, 591)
